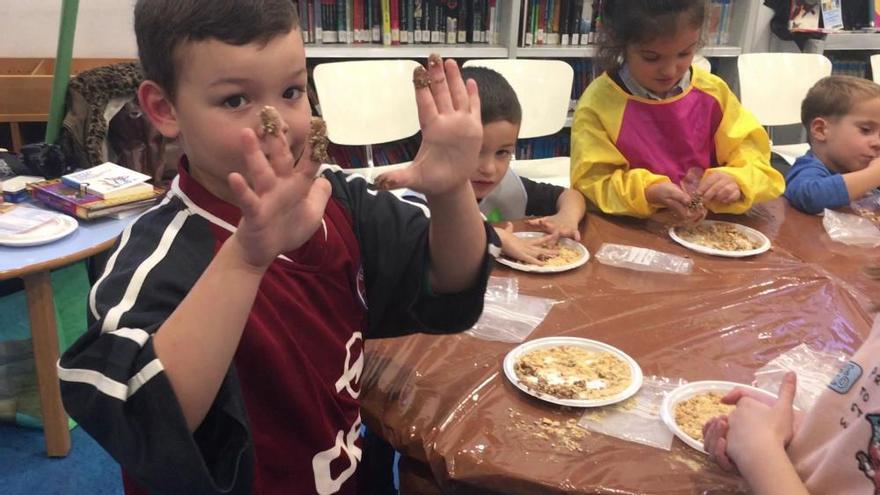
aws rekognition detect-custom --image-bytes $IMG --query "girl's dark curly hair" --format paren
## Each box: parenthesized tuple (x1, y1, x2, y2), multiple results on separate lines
(597, 0, 707, 72)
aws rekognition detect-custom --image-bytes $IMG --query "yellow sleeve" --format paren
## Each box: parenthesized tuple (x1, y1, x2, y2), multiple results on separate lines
(699, 74, 785, 214)
(570, 77, 671, 218)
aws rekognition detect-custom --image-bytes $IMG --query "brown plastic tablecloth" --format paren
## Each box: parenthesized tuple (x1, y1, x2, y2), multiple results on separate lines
(361, 198, 877, 495)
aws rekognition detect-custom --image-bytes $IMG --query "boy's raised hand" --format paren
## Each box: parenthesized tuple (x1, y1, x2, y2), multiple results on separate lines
(374, 56, 482, 197)
(228, 127, 331, 270)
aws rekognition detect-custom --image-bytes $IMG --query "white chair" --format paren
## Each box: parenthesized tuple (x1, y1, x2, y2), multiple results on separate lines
(312, 59, 421, 180)
(871, 54, 880, 84)
(693, 54, 711, 72)
(738, 53, 832, 165)
(462, 59, 574, 186)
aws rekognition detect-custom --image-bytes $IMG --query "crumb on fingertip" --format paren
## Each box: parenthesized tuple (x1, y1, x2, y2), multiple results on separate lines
(309, 117, 329, 163)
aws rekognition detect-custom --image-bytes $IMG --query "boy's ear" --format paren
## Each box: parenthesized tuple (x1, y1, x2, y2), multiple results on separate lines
(138, 80, 181, 139)
(809, 117, 829, 143)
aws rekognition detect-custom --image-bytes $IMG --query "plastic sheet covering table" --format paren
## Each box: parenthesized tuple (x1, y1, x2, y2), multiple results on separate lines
(360, 198, 875, 495)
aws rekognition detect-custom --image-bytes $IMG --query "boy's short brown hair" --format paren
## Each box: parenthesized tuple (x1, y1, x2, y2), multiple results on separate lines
(459, 66, 522, 126)
(801, 75, 880, 129)
(134, 0, 299, 101)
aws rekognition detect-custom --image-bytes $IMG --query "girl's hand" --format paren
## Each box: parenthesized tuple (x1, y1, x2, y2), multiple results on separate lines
(525, 214, 581, 241)
(697, 172, 742, 204)
(708, 372, 799, 472)
(374, 56, 482, 198)
(496, 223, 560, 265)
(703, 415, 735, 472)
(645, 182, 705, 224)
(228, 127, 331, 270)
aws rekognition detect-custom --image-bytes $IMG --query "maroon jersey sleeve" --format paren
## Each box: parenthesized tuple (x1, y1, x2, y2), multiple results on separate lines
(322, 168, 501, 338)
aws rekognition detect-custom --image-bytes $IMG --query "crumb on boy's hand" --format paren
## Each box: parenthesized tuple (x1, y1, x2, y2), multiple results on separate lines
(258, 105, 282, 138)
(308, 117, 329, 163)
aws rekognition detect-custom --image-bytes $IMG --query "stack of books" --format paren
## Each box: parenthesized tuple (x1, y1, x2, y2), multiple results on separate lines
(29, 162, 165, 220)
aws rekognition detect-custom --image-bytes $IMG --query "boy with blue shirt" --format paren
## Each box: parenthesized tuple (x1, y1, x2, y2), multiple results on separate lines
(785, 75, 880, 214)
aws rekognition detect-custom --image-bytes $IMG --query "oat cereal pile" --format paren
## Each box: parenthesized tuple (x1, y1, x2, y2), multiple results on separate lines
(674, 392, 735, 441)
(514, 346, 632, 400)
(541, 245, 582, 267)
(675, 223, 761, 251)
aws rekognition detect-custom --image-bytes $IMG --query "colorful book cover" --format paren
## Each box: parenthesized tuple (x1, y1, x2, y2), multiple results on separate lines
(30, 179, 164, 220)
(382, 0, 392, 45)
(390, 0, 400, 44)
(821, 0, 844, 31)
(790, 0, 822, 31)
(60, 162, 151, 199)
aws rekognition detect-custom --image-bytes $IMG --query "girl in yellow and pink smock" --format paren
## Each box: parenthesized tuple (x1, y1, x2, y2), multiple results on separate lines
(571, 0, 784, 222)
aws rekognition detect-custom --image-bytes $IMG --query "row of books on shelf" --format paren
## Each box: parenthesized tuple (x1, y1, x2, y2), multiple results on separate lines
(517, 0, 736, 48)
(518, 0, 595, 47)
(1, 162, 166, 220)
(569, 58, 595, 104)
(831, 59, 870, 79)
(516, 131, 570, 160)
(295, 0, 503, 46)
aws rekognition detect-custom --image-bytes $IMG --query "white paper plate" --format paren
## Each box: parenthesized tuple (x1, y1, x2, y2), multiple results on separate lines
(0, 213, 78, 247)
(668, 220, 771, 258)
(661, 380, 779, 454)
(495, 232, 590, 273)
(503, 336, 643, 408)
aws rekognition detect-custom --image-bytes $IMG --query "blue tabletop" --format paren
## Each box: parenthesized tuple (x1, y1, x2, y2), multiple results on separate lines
(0, 209, 130, 274)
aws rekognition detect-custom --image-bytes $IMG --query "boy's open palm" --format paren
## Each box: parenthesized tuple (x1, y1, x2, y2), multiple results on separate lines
(228, 128, 331, 269)
(375, 57, 482, 197)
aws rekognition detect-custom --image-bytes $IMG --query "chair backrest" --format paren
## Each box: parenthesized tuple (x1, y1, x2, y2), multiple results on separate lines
(872, 54, 880, 84)
(737, 53, 832, 127)
(462, 59, 574, 139)
(312, 59, 421, 146)
(693, 54, 711, 73)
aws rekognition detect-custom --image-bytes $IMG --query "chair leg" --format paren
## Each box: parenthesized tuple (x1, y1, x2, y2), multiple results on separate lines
(10, 122, 24, 152)
(23, 271, 71, 458)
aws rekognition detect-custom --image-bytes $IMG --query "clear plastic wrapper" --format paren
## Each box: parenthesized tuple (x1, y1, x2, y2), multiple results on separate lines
(850, 191, 880, 226)
(578, 376, 686, 451)
(753, 343, 849, 412)
(465, 276, 556, 343)
(822, 208, 880, 247)
(594, 243, 693, 274)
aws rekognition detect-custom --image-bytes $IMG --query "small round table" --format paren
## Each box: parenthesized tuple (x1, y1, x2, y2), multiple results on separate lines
(0, 213, 129, 457)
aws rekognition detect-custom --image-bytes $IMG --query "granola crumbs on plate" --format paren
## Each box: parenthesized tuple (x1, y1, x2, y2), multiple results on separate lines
(674, 392, 735, 442)
(675, 223, 762, 251)
(514, 346, 632, 401)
